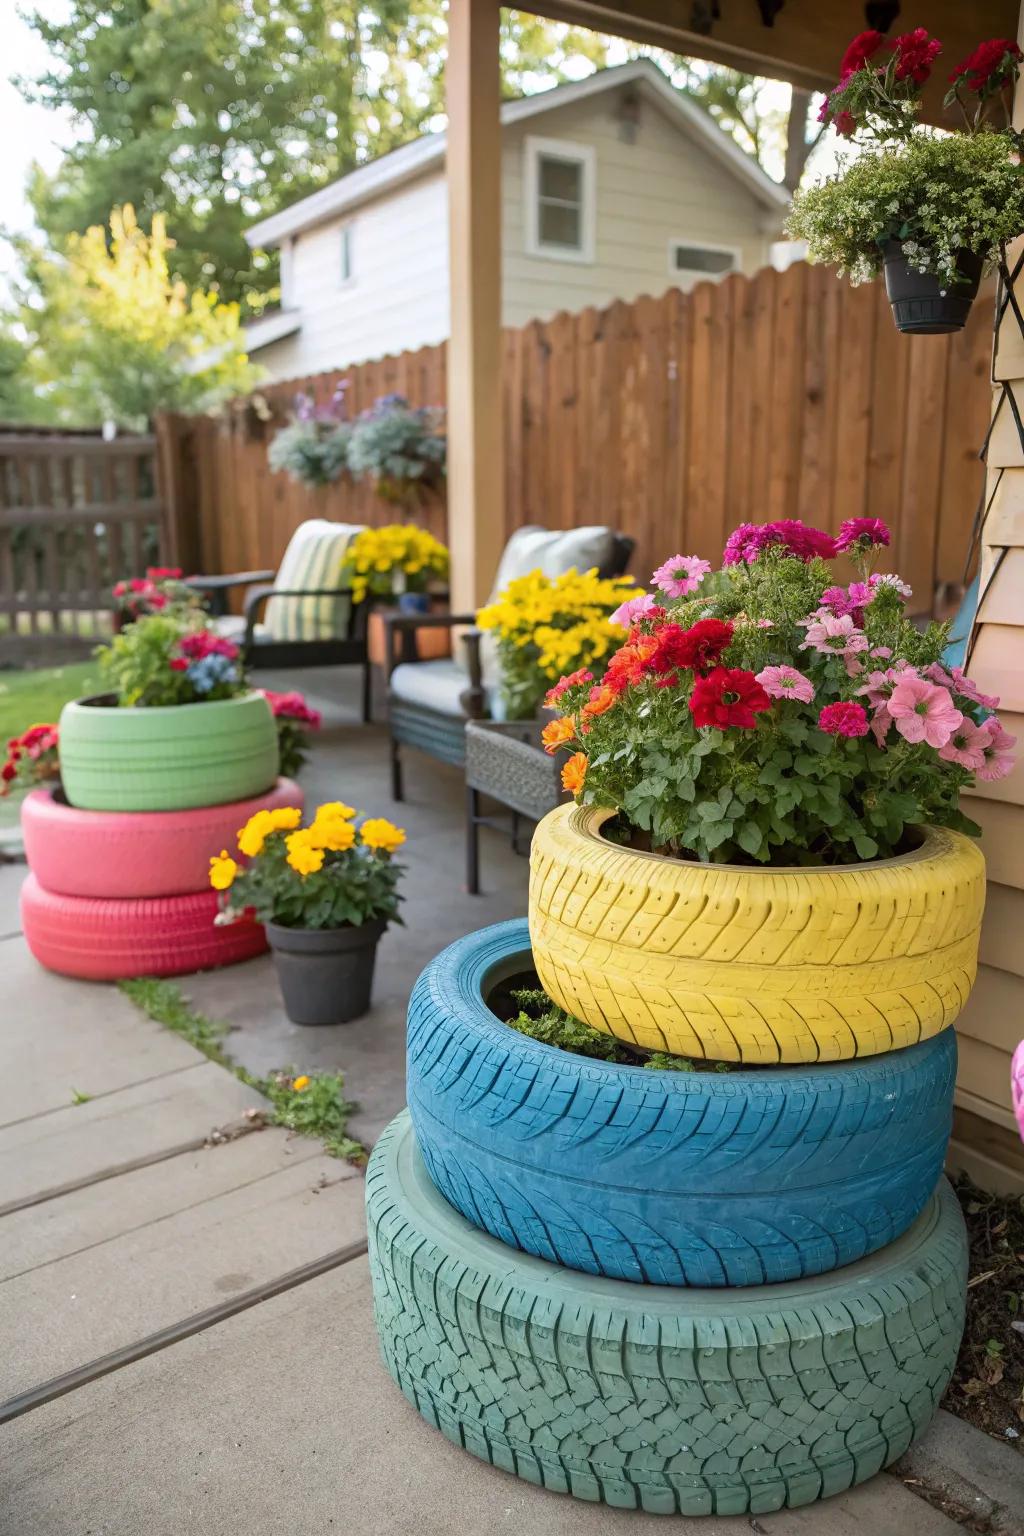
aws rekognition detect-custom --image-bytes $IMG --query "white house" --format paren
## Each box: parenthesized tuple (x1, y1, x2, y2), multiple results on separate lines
(243, 60, 790, 380)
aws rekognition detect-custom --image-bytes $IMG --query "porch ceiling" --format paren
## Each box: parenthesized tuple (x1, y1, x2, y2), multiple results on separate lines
(521, 0, 1019, 115)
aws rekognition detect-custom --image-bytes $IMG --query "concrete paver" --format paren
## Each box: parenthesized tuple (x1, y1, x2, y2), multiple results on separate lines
(0, 858, 26, 937)
(1, 1148, 364, 1399)
(0, 1061, 264, 1210)
(1, 936, 203, 1126)
(3, 1259, 965, 1536)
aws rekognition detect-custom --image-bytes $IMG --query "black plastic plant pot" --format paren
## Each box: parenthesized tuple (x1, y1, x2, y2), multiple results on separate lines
(882, 241, 984, 335)
(266, 917, 387, 1025)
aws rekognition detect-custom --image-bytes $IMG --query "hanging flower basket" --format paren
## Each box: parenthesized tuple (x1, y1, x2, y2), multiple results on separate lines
(883, 241, 985, 335)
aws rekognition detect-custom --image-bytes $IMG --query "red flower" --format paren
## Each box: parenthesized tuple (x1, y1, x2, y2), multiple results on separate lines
(839, 29, 885, 79)
(690, 667, 771, 729)
(950, 37, 1023, 93)
(668, 618, 735, 672)
(1, 762, 16, 783)
(146, 566, 183, 581)
(168, 657, 189, 672)
(260, 689, 322, 726)
(834, 110, 858, 137)
(818, 701, 869, 738)
(176, 630, 239, 662)
(891, 28, 941, 84)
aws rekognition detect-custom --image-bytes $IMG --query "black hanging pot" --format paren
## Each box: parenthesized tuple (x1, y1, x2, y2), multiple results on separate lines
(266, 917, 387, 1025)
(882, 241, 984, 335)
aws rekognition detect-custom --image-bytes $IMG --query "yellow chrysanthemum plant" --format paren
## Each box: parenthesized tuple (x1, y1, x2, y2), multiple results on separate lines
(340, 524, 449, 605)
(476, 566, 638, 719)
(211, 801, 406, 931)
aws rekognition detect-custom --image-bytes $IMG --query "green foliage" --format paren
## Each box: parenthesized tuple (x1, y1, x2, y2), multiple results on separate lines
(14, 206, 260, 429)
(346, 396, 446, 503)
(96, 614, 246, 707)
(506, 987, 736, 1072)
(788, 132, 1024, 285)
(268, 418, 351, 487)
(0, 325, 45, 425)
(119, 978, 365, 1163)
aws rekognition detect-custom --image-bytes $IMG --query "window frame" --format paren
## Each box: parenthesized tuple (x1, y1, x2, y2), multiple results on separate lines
(667, 237, 742, 283)
(339, 221, 355, 287)
(523, 135, 596, 265)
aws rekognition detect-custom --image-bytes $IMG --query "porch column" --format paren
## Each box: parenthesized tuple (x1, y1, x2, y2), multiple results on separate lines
(950, 6, 1024, 1192)
(446, 0, 505, 611)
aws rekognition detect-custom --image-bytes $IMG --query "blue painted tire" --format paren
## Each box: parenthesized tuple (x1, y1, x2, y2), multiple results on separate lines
(406, 919, 957, 1287)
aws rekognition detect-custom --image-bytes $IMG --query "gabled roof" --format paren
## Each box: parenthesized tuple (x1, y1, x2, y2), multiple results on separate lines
(245, 59, 789, 250)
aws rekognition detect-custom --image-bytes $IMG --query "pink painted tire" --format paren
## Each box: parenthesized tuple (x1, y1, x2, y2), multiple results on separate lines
(20, 875, 267, 981)
(21, 779, 304, 899)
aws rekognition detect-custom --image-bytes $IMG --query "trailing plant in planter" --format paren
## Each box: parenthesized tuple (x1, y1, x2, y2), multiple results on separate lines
(268, 384, 351, 487)
(340, 523, 449, 606)
(787, 28, 1024, 333)
(346, 394, 446, 504)
(213, 800, 406, 1024)
(476, 567, 638, 720)
(530, 518, 1001, 1064)
(258, 689, 322, 778)
(1, 724, 60, 796)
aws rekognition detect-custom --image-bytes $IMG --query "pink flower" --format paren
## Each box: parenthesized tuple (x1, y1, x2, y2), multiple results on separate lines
(949, 666, 1000, 709)
(610, 592, 657, 628)
(650, 555, 711, 599)
(924, 662, 956, 690)
(818, 701, 869, 738)
(887, 676, 963, 748)
(835, 517, 891, 552)
(976, 719, 1017, 782)
(260, 690, 322, 727)
(938, 716, 990, 771)
(869, 572, 912, 600)
(755, 665, 815, 703)
(800, 612, 870, 660)
(722, 520, 837, 566)
(869, 706, 892, 747)
(856, 664, 913, 709)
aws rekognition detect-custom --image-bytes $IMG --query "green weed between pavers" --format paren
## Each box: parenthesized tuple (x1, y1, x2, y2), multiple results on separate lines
(119, 977, 366, 1166)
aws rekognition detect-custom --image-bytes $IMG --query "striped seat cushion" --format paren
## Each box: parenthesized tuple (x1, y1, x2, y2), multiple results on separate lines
(264, 520, 365, 642)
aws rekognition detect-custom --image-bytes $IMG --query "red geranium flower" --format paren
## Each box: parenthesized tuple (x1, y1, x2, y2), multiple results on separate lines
(834, 110, 858, 137)
(690, 667, 771, 729)
(950, 37, 1023, 92)
(668, 618, 735, 672)
(891, 28, 941, 84)
(839, 29, 884, 79)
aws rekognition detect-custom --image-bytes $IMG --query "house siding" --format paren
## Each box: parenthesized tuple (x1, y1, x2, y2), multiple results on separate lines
(247, 83, 778, 380)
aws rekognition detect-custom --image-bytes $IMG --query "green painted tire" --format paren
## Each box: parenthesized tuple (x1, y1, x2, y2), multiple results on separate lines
(368, 1111, 967, 1517)
(58, 692, 280, 812)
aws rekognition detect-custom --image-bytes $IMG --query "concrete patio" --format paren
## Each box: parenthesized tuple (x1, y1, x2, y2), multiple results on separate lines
(2, 667, 1021, 1533)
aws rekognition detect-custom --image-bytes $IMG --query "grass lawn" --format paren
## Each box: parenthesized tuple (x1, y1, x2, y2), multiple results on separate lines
(0, 661, 103, 743)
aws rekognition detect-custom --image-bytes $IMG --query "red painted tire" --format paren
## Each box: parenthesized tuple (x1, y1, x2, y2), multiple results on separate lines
(21, 779, 304, 899)
(20, 875, 267, 980)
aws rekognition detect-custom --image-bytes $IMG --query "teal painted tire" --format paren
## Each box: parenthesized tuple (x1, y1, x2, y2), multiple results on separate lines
(368, 1112, 967, 1517)
(58, 692, 279, 812)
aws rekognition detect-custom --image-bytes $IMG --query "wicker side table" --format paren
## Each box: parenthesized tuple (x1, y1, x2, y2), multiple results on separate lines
(464, 719, 566, 894)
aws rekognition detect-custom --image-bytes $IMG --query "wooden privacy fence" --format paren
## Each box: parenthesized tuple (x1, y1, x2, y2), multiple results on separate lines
(0, 432, 168, 659)
(163, 259, 992, 605)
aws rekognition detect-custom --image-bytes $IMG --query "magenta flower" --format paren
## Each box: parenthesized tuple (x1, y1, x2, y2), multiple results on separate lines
(609, 592, 657, 628)
(800, 612, 870, 660)
(835, 517, 891, 552)
(1013, 1039, 1024, 1145)
(818, 701, 869, 738)
(937, 716, 991, 771)
(722, 519, 837, 566)
(887, 676, 963, 748)
(755, 665, 815, 703)
(651, 555, 711, 599)
(976, 719, 1017, 782)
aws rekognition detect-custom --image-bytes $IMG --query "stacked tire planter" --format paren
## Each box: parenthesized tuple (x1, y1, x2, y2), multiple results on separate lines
(368, 801, 987, 1517)
(21, 691, 288, 980)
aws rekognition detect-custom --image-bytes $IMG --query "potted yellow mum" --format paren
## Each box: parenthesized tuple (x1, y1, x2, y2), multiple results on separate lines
(210, 801, 406, 1024)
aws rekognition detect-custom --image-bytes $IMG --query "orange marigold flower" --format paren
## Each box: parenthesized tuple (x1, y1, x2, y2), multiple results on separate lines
(561, 752, 588, 795)
(541, 716, 576, 754)
(582, 684, 618, 718)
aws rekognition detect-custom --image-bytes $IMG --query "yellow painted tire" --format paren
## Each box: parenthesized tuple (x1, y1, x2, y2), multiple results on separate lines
(528, 803, 986, 1065)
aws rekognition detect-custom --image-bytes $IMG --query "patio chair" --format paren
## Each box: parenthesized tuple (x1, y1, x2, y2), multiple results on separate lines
(385, 524, 635, 800)
(190, 520, 377, 722)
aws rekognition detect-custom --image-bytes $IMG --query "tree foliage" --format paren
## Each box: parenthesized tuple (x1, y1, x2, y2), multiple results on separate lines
(14, 205, 258, 428)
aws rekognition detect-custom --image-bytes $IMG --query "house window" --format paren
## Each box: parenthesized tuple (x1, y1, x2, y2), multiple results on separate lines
(669, 240, 739, 281)
(524, 136, 595, 264)
(339, 223, 354, 285)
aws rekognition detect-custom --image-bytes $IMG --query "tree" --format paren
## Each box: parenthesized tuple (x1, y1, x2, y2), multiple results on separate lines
(0, 326, 45, 425)
(18, 205, 259, 429)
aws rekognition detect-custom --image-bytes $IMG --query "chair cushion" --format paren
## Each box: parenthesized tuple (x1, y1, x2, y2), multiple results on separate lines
(488, 525, 616, 600)
(263, 520, 365, 642)
(389, 660, 474, 718)
(213, 615, 269, 645)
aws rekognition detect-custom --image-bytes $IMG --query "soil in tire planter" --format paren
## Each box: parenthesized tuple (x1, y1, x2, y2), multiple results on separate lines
(368, 1111, 968, 1517)
(407, 919, 958, 1287)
